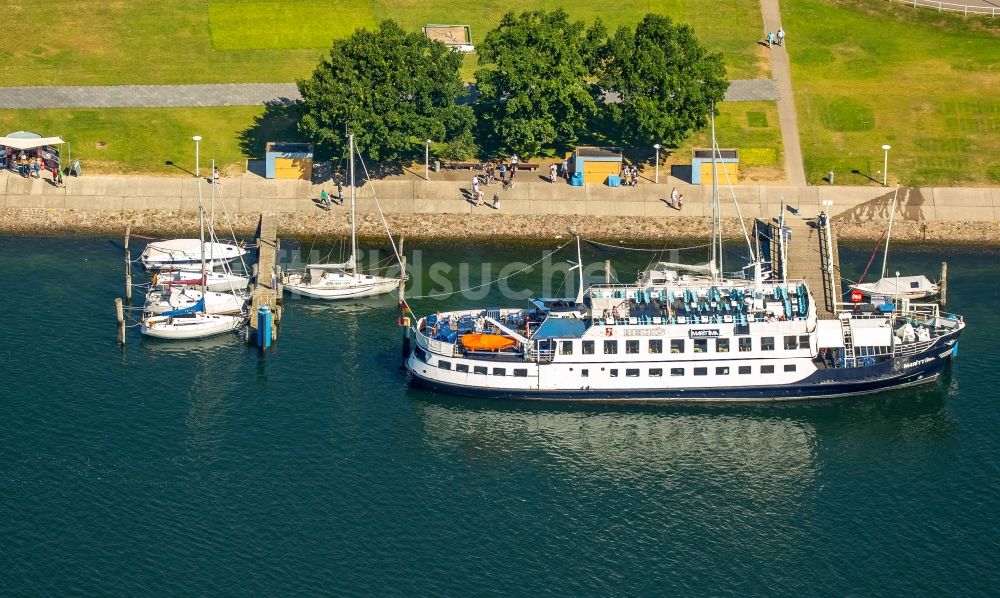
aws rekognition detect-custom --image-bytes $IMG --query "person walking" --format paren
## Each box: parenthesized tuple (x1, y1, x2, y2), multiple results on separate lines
(677, 194, 684, 210)
(472, 175, 482, 205)
(213, 167, 220, 185)
(670, 187, 678, 208)
(320, 189, 330, 210)
(549, 163, 558, 183)
(767, 31, 774, 48)
(777, 28, 785, 47)
(492, 194, 501, 210)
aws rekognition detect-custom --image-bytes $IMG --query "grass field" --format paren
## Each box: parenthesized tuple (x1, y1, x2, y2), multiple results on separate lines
(0, 1, 767, 85)
(784, 0, 1000, 186)
(668, 102, 786, 182)
(0, 107, 303, 175)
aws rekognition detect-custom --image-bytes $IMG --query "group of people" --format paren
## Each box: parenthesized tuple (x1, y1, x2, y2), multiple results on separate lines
(669, 187, 685, 210)
(621, 164, 640, 187)
(319, 180, 345, 210)
(2, 147, 65, 187)
(766, 27, 785, 48)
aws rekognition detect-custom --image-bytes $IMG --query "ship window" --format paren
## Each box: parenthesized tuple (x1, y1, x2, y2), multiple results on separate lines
(716, 338, 730, 353)
(582, 340, 595, 355)
(761, 365, 775, 374)
(604, 340, 618, 354)
(716, 366, 730, 375)
(799, 335, 811, 349)
(493, 367, 506, 376)
(761, 337, 775, 351)
(456, 364, 469, 373)
(784, 335, 798, 350)
(626, 368, 640, 377)
(626, 340, 640, 354)
(513, 368, 528, 377)
(474, 366, 487, 375)
(649, 368, 663, 377)
(581, 369, 589, 378)
(648, 339, 662, 354)
(670, 368, 684, 377)
(738, 366, 752, 375)
(694, 367, 708, 376)
(671, 339, 685, 353)
(784, 364, 797, 372)
(439, 360, 452, 370)
(610, 369, 619, 377)
(693, 339, 707, 353)
(560, 341, 573, 355)
(739, 338, 752, 352)
(414, 347, 428, 361)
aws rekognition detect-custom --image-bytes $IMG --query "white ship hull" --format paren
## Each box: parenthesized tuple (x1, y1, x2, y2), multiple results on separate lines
(153, 269, 249, 293)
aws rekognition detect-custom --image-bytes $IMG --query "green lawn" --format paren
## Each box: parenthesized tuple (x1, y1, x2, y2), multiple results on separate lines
(0, 106, 303, 175)
(784, 0, 1000, 186)
(669, 102, 786, 182)
(0, 1, 767, 85)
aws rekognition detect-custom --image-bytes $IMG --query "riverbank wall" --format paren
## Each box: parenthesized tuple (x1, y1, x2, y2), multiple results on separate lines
(1, 173, 998, 243)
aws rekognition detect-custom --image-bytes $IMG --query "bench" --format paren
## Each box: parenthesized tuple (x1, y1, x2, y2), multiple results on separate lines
(513, 163, 539, 171)
(442, 161, 482, 170)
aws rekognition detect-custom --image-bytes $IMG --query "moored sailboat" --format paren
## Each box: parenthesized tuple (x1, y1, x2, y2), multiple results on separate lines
(284, 133, 401, 300)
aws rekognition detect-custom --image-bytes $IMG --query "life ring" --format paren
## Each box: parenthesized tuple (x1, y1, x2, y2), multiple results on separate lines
(605, 327, 613, 337)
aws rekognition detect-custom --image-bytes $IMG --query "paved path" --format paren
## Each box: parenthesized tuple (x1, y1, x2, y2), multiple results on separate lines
(0, 80, 777, 110)
(760, 0, 807, 187)
(0, 83, 301, 109)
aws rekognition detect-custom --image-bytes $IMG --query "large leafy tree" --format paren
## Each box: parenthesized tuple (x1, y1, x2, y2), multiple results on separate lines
(475, 10, 596, 157)
(593, 14, 728, 147)
(297, 20, 473, 163)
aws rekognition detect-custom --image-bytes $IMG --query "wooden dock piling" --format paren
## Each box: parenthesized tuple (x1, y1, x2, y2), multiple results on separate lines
(124, 225, 133, 303)
(248, 214, 282, 347)
(115, 298, 125, 345)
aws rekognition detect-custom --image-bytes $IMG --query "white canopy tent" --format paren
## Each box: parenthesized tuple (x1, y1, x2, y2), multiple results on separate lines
(0, 135, 66, 150)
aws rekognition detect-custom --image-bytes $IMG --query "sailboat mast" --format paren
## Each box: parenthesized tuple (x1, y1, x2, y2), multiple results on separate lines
(209, 158, 215, 275)
(710, 109, 722, 280)
(349, 133, 357, 275)
(881, 185, 899, 280)
(198, 178, 206, 298)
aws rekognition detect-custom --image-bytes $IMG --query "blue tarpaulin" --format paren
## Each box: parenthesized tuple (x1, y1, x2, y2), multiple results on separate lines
(162, 298, 205, 317)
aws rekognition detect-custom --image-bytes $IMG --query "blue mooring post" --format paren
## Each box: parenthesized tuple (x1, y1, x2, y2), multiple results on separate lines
(257, 306, 272, 349)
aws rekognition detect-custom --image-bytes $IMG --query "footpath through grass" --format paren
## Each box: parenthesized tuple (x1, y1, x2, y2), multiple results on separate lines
(784, 0, 1000, 186)
(0, 1, 767, 86)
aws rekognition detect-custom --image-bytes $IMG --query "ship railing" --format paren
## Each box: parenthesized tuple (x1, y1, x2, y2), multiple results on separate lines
(414, 327, 462, 358)
(526, 346, 556, 363)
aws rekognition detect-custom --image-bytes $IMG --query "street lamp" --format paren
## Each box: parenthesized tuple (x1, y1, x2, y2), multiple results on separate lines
(881, 144, 891, 187)
(424, 139, 432, 181)
(653, 143, 662, 184)
(192, 135, 202, 178)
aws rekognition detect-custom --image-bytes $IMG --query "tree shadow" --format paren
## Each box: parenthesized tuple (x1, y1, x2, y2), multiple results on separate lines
(237, 99, 307, 160)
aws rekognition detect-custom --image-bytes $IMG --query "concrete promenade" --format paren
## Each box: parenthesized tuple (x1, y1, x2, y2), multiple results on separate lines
(2, 171, 998, 225)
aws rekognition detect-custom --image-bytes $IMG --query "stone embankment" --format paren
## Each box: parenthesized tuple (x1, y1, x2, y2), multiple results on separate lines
(1, 173, 998, 243)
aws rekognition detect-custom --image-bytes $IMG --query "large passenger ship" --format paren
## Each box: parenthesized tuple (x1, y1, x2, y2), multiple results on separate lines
(403, 253, 962, 401)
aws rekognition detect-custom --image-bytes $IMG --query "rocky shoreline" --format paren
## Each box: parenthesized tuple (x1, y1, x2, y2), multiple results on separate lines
(1, 208, 998, 245)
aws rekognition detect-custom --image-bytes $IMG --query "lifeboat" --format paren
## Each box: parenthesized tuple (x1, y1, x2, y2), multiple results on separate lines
(461, 333, 517, 351)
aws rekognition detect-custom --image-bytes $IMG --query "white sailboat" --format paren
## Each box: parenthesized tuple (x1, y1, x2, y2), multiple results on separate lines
(140, 238, 246, 271)
(141, 176, 244, 340)
(849, 186, 939, 300)
(151, 269, 249, 293)
(144, 286, 246, 315)
(284, 133, 401, 300)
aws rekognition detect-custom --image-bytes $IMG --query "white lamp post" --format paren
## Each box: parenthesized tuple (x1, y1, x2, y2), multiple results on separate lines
(881, 144, 891, 187)
(192, 135, 202, 178)
(424, 139, 432, 181)
(653, 143, 662, 184)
